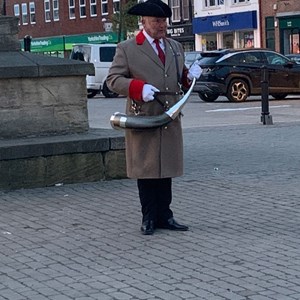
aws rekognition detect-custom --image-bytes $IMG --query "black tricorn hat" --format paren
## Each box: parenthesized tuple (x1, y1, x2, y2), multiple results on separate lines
(127, 0, 172, 18)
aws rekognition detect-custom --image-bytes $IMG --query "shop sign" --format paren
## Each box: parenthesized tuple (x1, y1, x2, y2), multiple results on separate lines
(65, 32, 119, 49)
(20, 32, 119, 52)
(279, 17, 300, 29)
(212, 19, 230, 28)
(167, 25, 192, 38)
(167, 27, 185, 37)
(193, 11, 257, 34)
(20, 36, 65, 52)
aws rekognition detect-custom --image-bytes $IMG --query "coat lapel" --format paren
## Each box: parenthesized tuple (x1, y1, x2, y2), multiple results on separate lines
(136, 31, 165, 69)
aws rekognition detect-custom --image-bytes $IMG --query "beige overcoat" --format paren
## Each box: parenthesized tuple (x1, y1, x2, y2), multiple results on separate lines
(106, 32, 189, 179)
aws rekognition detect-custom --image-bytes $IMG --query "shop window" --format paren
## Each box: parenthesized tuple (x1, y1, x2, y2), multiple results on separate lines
(79, 0, 86, 18)
(69, 0, 75, 19)
(244, 32, 254, 48)
(90, 0, 97, 16)
(53, 0, 59, 21)
(203, 34, 217, 51)
(29, 2, 36, 24)
(101, 0, 108, 16)
(22, 3, 28, 25)
(44, 0, 51, 22)
(291, 32, 300, 54)
(223, 32, 234, 49)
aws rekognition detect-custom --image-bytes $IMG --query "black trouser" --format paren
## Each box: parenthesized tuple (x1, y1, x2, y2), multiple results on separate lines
(137, 178, 173, 224)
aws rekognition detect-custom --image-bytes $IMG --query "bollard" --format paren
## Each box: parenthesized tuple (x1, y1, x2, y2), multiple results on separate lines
(23, 35, 32, 52)
(260, 65, 273, 125)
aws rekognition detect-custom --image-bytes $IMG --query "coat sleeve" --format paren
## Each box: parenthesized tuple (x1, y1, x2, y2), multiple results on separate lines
(106, 43, 146, 100)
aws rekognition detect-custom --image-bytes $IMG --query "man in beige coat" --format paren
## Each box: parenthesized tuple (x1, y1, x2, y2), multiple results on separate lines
(106, 0, 201, 235)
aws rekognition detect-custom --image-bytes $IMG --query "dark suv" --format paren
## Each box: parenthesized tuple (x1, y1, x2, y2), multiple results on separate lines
(193, 48, 300, 102)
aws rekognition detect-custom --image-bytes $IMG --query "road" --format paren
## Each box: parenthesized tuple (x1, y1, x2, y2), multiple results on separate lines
(88, 93, 300, 129)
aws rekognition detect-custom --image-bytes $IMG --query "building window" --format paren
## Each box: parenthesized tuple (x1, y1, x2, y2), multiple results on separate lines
(14, 4, 20, 16)
(21, 3, 28, 25)
(45, 0, 51, 22)
(182, 0, 189, 21)
(113, 0, 120, 13)
(232, 0, 249, 3)
(205, 0, 224, 7)
(79, 0, 86, 18)
(101, 0, 108, 15)
(53, 0, 59, 21)
(14, 4, 20, 20)
(90, 0, 97, 16)
(69, 0, 75, 19)
(29, 2, 36, 24)
(171, 0, 180, 22)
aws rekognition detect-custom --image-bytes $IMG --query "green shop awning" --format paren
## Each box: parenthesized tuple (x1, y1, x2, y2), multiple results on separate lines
(65, 32, 119, 50)
(20, 32, 119, 52)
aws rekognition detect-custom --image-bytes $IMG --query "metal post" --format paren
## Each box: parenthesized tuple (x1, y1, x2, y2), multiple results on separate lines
(261, 65, 273, 125)
(24, 35, 32, 52)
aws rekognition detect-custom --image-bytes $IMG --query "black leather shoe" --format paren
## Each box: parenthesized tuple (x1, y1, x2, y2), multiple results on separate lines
(140, 220, 155, 235)
(157, 218, 189, 231)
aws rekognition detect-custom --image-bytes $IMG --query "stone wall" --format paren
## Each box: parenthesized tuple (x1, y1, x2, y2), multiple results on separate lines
(0, 130, 127, 190)
(0, 76, 89, 138)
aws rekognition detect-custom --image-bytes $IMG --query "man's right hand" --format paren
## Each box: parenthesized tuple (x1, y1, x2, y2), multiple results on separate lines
(142, 84, 160, 102)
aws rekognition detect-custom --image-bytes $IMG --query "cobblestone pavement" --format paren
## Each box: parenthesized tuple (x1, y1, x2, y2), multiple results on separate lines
(1, 122, 300, 300)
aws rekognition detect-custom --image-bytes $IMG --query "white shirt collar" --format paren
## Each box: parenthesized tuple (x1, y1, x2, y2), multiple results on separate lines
(143, 29, 163, 46)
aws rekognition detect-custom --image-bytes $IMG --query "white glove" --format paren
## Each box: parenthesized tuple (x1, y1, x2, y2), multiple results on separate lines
(142, 84, 160, 102)
(187, 63, 202, 80)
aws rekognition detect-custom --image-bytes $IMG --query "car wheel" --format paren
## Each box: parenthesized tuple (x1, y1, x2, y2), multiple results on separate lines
(198, 93, 219, 102)
(271, 93, 288, 100)
(227, 79, 249, 102)
(102, 81, 119, 98)
(87, 90, 97, 98)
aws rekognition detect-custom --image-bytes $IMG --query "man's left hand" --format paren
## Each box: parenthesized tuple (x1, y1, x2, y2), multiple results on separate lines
(187, 63, 202, 80)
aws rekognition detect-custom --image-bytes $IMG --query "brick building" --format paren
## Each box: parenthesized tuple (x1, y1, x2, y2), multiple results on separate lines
(5, 0, 125, 57)
(260, 0, 300, 54)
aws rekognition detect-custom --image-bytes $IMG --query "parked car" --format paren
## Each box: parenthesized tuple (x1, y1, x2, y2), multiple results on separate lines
(286, 54, 300, 64)
(184, 51, 202, 68)
(70, 43, 118, 98)
(193, 48, 300, 102)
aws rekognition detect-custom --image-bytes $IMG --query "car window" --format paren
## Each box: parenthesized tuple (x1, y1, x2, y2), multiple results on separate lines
(200, 53, 223, 65)
(70, 46, 91, 62)
(265, 52, 289, 65)
(99, 47, 116, 62)
(244, 52, 263, 64)
(222, 53, 246, 64)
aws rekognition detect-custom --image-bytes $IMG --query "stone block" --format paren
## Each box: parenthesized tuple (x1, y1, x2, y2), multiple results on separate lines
(0, 76, 88, 138)
(45, 153, 105, 186)
(104, 150, 127, 179)
(0, 157, 47, 189)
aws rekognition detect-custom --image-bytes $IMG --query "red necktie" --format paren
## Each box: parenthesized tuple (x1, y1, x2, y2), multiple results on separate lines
(154, 39, 165, 65)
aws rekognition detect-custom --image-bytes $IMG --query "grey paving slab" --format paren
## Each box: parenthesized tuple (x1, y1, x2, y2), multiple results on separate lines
(1, 122, 300, 299)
